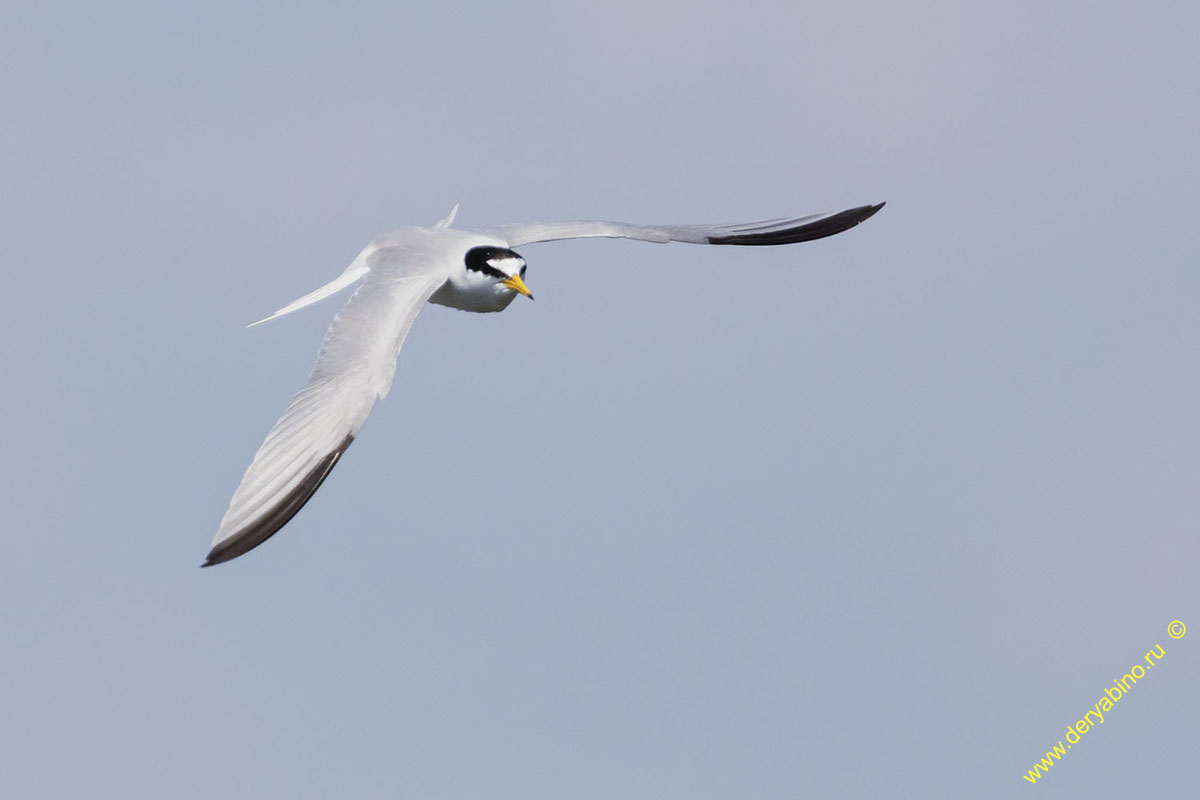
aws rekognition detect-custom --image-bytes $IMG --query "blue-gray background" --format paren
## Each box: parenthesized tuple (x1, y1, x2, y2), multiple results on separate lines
(2, 2, 1197, 797)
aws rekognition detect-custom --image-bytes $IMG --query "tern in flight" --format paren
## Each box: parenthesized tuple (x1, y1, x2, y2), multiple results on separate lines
(204, 202, 884, 566)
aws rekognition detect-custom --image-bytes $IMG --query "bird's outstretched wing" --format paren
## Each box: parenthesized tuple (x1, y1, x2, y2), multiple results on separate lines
(205, 268, 447, 566)
(489, 203, 884, 248)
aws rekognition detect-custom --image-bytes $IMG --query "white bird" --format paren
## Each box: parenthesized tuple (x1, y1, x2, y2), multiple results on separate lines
(204, 202, 885, 566)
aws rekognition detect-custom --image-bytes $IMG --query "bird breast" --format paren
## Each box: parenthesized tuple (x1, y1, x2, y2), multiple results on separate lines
(427, 276, 518, 313)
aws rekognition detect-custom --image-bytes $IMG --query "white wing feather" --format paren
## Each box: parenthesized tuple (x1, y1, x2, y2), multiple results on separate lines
(488, 203, 884, 248)
(206, 267, 447, 566)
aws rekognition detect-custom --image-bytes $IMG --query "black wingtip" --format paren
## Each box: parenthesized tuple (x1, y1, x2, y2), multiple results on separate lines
(707, 202, 886, 246)
(201, 434, 355, 568)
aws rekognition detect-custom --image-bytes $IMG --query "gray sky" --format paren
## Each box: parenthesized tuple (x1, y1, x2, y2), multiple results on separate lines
(2, 1, 1198, 797)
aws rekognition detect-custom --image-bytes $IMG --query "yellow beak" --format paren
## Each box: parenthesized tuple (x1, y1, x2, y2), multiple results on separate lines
(502, 273, 534, 299)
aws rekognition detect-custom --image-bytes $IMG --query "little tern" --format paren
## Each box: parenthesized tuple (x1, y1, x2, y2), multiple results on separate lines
(204, 202, 884, 566)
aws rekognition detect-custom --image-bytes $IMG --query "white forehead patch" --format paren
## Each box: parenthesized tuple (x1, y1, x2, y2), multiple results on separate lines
(486, 256, 525, 277)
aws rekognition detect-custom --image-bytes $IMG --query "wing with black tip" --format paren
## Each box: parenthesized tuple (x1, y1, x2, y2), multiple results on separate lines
(489, 202, 884, 248)
(205, 270, 446, 566)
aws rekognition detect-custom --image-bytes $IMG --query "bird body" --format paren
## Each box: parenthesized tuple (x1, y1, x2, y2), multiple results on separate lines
(205, 202, 884, 566)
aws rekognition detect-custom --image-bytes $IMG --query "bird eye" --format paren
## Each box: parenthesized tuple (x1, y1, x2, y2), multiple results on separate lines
(520, 264, 527, 278)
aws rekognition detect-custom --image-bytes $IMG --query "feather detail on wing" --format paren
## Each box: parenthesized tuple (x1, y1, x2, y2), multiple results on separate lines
(489, 203, 884, 248)
(205, 272, 446, 566)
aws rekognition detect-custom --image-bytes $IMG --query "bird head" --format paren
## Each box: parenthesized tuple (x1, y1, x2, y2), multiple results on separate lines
(464, 246, 534, 300)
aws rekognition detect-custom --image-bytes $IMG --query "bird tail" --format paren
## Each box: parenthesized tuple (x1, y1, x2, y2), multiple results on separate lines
(246, 259, 369, 328)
